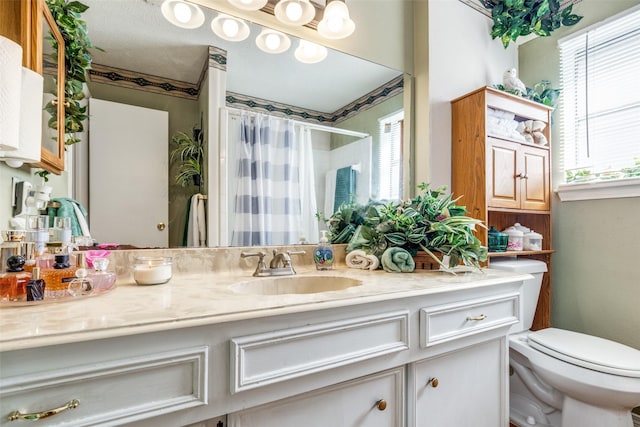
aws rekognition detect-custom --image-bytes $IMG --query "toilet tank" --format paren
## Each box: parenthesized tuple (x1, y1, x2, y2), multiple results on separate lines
(490, 259, 548, 333)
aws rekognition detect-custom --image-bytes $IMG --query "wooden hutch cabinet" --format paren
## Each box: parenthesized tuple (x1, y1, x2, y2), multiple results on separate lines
(451, 86, 553, 330)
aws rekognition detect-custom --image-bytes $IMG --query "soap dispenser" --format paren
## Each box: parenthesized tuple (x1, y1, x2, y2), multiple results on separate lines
(314, 231, 334, 271)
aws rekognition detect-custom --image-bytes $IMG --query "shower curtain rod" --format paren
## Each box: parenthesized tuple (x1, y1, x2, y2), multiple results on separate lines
(223, 107, 370, 139)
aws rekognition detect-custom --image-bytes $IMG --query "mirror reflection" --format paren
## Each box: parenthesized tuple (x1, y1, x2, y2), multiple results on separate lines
(80, 0, 405, 248)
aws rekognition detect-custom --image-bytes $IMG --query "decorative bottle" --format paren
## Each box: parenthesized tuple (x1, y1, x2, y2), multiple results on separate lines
(314, 231, 334, 271)
(0, 255, 31, 302)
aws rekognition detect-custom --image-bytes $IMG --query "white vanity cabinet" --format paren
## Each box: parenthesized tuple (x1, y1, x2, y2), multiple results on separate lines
(0, 270, 524, 427)
(228, 368, 404, 427)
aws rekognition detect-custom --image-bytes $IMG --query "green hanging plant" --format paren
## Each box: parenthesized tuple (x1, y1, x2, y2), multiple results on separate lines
(45, 0, 96, 145)
(480, 0, 583, 48)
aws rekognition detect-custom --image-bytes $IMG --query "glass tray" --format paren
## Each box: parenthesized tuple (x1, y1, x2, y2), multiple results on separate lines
(0, 285, 116, 307)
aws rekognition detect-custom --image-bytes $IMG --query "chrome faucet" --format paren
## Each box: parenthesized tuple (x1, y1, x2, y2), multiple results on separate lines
(241, 250, 306, 277)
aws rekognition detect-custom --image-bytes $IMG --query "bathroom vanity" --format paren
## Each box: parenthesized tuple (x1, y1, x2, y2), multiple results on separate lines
(0, 250, 528, 427)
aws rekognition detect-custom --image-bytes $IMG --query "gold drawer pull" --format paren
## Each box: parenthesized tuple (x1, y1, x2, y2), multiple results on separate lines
(466, 314, 487, 321)
(376, 399, 387, 411)
(427, 377, 439, 388)
(8, 399, 79, 421)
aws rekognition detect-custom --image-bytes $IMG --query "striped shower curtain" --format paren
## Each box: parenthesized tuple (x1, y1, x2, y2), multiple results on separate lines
(231, 112, 318, 246)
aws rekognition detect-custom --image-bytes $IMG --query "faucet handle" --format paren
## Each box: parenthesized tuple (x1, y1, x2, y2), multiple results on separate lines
(241, 251, 268, 276)
(241, 251, 266, 260)
(283, 250, 306, 271)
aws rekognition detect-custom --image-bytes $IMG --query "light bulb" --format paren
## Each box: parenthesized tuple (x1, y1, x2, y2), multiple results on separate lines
(265, 33, 281, 51)
(285, 2, 303, 21)
(173, 2, 192, 23)
(222, 18, 239, 38)
(327, 16, 343, 33)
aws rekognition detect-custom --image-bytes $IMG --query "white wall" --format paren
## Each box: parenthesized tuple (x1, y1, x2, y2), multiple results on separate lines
(427, 0, 518, 190)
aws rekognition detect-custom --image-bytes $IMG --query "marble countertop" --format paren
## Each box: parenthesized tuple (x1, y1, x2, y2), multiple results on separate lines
(0, 247, 529, 352)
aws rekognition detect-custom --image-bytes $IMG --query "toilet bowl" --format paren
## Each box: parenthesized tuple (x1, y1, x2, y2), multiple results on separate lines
(490, 259, 640, 427)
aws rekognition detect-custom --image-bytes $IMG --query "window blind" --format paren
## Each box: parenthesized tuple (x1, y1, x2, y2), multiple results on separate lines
(377, 112, 403, 200)
(558, 6, 640, 181)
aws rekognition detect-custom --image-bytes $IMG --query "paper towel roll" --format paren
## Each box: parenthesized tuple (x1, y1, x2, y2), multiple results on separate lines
(0, 36, 23, 151)
(0, 67, 44, 167)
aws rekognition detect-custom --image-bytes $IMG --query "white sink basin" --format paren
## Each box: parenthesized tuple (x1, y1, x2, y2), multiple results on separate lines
(230, 276, 363, 295)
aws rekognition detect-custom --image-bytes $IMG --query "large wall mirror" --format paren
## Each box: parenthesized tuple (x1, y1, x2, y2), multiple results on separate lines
(80, 0, 410, 248)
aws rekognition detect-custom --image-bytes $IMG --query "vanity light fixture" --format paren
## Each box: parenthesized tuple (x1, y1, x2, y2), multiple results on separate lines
(255, 29, 291, 54)
(211, 14, 250, 41)
(317, 0, 355, 39)
(273, 0, 315, 26)
(161, 0, 205, 29)
(294, 40, 327, 63)
(227, 0, 268, 11)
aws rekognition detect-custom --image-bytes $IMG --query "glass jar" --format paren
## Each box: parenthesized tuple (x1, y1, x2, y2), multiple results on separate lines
(133, 256, 172, 285)
(487, 226, 509, 252)
(502, 226, 524, 251)
(523, 230, 543, 251)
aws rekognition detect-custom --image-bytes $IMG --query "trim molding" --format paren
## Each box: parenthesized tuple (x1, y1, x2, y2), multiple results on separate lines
(89, 49, 404, 125)
(556, 177, 640, 201)
(89, 63, 200, 100)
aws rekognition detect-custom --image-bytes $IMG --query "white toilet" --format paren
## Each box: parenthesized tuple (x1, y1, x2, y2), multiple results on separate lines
(490, 259, 640, 427)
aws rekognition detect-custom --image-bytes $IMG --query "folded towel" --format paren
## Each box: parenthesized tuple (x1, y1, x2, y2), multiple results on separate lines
(346, 250, 370, 269)
(366, 254, 380, 270)
(381, 247, 415, 273)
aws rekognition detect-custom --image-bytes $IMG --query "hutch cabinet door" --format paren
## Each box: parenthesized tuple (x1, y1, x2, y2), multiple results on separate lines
(520, 145, 550, 210)
(487, 138, 520, 209)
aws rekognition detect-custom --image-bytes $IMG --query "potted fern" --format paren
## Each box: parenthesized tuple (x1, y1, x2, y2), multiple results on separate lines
(170, 126, 205, 188)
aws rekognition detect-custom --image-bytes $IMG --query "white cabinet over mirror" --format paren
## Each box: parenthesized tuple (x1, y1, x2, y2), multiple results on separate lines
(77, 0, 410, 248)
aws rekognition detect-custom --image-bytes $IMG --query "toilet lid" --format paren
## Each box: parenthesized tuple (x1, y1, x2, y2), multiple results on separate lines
(528, 328, 640, 378)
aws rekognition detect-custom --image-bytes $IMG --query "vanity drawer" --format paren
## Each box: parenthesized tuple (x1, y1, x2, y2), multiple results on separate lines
(230, 310, 409, 393)
(420, 293, 520, 347)
(0, 346, 208, 426)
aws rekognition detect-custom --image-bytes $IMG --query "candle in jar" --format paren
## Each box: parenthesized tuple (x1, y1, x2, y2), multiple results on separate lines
(133, 257, 172, 285)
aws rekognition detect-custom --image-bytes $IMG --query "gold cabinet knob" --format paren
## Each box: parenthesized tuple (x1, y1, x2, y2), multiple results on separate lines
(157, 222, 166, 231)
(376, 399, 387, 411)
(427, 377, 439, 388)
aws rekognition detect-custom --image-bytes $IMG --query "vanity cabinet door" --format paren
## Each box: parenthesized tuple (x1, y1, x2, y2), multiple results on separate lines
(412, 338, 508, 427)
(228, 367, 404, 427)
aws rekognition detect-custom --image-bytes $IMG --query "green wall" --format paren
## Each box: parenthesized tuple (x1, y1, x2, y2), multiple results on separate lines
(519, 0, 640, 349)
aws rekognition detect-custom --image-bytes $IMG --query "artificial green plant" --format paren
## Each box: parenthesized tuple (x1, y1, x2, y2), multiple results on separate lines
(324, 184, 488, 269)
(45, 0, 95, 145)
(170, 126, 205, 188)
(481, 0, 583, 48)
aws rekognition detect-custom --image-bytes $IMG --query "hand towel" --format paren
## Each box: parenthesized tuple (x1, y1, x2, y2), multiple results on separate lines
(381, 247, 415, 273)
(346, 250, 370, 269)
(186, 194, 200, 247)
(196, 196, 206, 246)
(366, 254, 380, 270)
(52, 198, 90, 237)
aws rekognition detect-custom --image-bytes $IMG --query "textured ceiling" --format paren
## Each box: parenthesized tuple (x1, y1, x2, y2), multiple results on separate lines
(82, 0, 402, 113)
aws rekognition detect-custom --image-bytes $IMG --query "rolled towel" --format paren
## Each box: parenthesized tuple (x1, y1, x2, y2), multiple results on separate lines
(346, 250, 371, 269)
(381, 247, 415, 273)
(366, 254, 380, 270)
